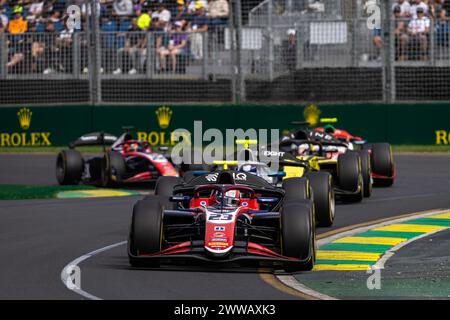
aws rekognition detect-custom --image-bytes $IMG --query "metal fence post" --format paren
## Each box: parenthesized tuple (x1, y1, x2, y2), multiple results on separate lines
(229, 0, 237, 104)
(235, 0, 245, 102)
(146, 32, 154, 78)
(0, 33, 5, 78)
(382, 0, 394, 103)
(202, 32, 208, 80)
(268, 0, 274, 82)
(89, 0, 101, 105)
(351, 19, 357, 67)
(430, 18, 436, 66)
(73, 33, 80, 79)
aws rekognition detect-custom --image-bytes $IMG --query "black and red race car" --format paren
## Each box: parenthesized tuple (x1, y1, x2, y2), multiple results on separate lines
(286, 120, 396, 187)
(314, 123, 396, 187)
(128, 170, 316, 272)
(56, 130, 179, 186)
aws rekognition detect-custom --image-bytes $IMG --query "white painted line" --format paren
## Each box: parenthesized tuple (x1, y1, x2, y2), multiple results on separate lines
(373, 228, 445, 269)
(276, 208, 450, 300)
(276, 275, 337, 300)
(61, 241, 127, 300)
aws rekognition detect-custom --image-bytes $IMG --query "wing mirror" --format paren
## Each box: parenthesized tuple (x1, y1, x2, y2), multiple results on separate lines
(257, 197, 279, 204)
(268, 171, 286, 177)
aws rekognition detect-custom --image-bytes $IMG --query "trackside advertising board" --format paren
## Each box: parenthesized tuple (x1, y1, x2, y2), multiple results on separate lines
(0, 104, 449, 147)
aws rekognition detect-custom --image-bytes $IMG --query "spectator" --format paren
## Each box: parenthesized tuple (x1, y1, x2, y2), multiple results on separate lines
(114, 18, 146, 74)
(152, 3, 171, 30)
(410, 0, 429, 18)
(40, 20, 60, 74)
(392, 0, 412, 17)
(56, 18, 75, 73)
(174, 0, 190, 23)
(100, 12, 119, 73)
(136, 4, 152, 30)
(8, 6, 28, 34)
(284, 29, 296, 71)
(0, 6, 8, 29)
(431, 0, 449, 46)
(393, 6, 409, 60)
(113, 0, 133, 17)
(188, 0, 208, 13)
(207, 0, 229, 26)
(405, 6, 430, 59)
(158, 20, 188, 73)
(431, 0, 448, 20)
(188, 2, 208, 60)
(28, 0, 44, 21)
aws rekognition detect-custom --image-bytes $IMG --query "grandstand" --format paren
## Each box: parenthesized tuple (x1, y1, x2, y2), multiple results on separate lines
(0, 0, 449, 104)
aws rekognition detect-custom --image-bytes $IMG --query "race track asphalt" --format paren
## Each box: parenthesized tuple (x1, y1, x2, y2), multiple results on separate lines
(0, 154, 449, 299)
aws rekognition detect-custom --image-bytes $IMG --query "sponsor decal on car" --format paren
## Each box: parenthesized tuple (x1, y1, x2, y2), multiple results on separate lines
(213, 232, 226, 238)
(205, 172, 247, 182)
(208, 242, 229, 247)
(211, 238, 228, 242)
(214, 226, 225, 231)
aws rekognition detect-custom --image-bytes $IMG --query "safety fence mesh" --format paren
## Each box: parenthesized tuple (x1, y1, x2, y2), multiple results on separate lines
(0, 0, 449, 105)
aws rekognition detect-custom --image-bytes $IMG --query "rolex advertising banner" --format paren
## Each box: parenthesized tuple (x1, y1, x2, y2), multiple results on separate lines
(0, 103, 449, 147)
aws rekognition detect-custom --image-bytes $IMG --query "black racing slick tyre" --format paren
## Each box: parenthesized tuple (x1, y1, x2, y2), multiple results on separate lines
(101, 151, 126, 187)
(154, 176, 183, 209)
(371, 143, 394, 187)
(355, 150, 372, 197)
(128, 197, 163, 267)
(305, 172, 335, 227)
(338, 152, 363, 203)
(56, 150, 84, 185)
(282, 177, 310, 202)
(281, 200, 316, 272)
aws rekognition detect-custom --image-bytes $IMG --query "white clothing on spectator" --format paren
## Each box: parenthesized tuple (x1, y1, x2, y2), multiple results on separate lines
(408, 16, 431, 33)
(113, 0, 133, 16)
(392, 1, 411, 16)
(29, 2, 44, 16)
(0, 14, 8, 28)
(410, 2, 429, 19)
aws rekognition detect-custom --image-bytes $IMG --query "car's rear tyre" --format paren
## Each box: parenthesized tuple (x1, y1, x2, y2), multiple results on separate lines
(101, 151, 126, 187)
(56, 150, 84, 185)
(128, 197, 163, 267)
(154, 176, 183, 209)
(281, 200, 316, 272)
(371, 143, 394, 187)
(338, 152, 363, 203)
(282, 177, 310, 202)
(355, 150, 372, 197)
(305, 172, 335, 227)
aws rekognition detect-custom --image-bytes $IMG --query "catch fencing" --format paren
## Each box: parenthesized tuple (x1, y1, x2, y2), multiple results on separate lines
(0, 0, 449, 105)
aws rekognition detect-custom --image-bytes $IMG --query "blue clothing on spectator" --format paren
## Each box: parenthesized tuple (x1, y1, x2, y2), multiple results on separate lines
(190, 14, 209, 29)
(101, 19, 118, 48)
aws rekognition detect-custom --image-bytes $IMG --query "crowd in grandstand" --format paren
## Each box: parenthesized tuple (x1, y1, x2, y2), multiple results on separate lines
(373, 0, 450, 61)
(0, 0, 230, 74)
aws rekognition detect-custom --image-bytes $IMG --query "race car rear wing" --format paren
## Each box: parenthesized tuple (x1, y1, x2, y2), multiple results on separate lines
(68, 132, 118, 148)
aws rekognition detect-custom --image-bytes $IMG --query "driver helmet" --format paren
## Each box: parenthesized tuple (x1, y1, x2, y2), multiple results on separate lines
(240, 164, 257, 174)
(324, 124, 335, 134)
(297, 143, 310, 156)
(221, 190, 241, 208)
(128, 143, 139, 152)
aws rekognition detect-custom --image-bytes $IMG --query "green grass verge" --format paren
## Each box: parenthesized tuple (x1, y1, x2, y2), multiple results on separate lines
(0, 185, 96, 200)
